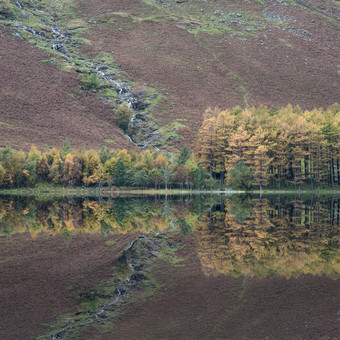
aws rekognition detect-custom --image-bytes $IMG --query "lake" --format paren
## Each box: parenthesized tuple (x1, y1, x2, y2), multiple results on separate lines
(0, 194, 339, 339)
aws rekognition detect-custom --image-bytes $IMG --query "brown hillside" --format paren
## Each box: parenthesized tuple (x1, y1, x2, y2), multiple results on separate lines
(0, 27, 135, 151)
(0, 0, 339, 149)
(75, 0, 340, 147)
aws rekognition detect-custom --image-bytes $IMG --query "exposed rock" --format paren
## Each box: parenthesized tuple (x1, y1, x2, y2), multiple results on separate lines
(131, 97, 149, 111)
(52, 43, 67, 53)
(97, 64, 109, 71)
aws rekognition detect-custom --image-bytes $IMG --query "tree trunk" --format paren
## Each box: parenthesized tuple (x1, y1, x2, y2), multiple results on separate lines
(337, 158, 340, 186)
(330, 158, 335, 189)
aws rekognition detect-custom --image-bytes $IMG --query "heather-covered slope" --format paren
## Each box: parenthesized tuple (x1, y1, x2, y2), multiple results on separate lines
(74, 0, 340, 147)
(0, 0, 339, 150)
(0, 27, 134, 151)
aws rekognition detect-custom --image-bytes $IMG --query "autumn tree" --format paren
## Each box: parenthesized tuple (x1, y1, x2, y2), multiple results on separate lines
(83, 150, 103, 185)
(0, 164, 6, 187)
(48, 149, 63, 184)
(173, 165, 191, 189)
(196, 116, 216, 174)
(62, 154, 75, 185)
(37, 153, 50, 181)
(245, 129, 271, 191)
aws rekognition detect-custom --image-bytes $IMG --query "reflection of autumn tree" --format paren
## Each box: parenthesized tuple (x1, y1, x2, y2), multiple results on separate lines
(1, 196, 338, 279)
(195, 198, 340, 279)
(0, 197, 208, 237)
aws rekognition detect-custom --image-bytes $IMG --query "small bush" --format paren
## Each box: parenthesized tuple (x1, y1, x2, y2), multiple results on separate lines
(114, 104, 133, 133)
(0, 0, 15, 17)
(82, 73, 100, 90)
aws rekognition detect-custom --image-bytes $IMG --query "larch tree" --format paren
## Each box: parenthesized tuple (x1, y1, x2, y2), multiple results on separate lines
(225, 125, 250, 172)
(196, 116, 217, 175)
(214, 110, 235, 184)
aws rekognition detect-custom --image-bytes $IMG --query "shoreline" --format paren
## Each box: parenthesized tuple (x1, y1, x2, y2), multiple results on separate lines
(2, 186, 340, 197)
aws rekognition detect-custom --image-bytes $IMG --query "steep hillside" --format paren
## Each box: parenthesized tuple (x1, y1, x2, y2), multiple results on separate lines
(0, 0, 339, 150)
(0, 27, 135, 151)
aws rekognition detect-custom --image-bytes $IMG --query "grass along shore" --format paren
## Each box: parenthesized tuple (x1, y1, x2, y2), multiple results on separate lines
(0, 183, 244, 197)
(2, 183, 340, 198)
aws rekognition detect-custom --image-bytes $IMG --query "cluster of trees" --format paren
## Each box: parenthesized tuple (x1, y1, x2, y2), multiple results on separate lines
(196, 104, 340, 189)
(0, 142, 213, 189)
(195, 197, 340, 279)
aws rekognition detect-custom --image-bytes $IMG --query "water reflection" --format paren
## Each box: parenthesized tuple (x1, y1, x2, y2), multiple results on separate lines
(0, 196, 213, 237)
(0, 195, 339, 279)
(196, 196, 339, 279)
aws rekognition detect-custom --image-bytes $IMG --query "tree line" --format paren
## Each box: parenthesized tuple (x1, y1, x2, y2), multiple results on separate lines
(0, 142, 214, 189)
(195, 104, 340, 189)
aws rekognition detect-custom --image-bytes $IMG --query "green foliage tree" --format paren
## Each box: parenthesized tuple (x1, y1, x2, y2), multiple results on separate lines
(27, 145, 42, 166)
(99, 146, 110, 164)
(61, 140, 72, 159)
(21, 160, 37, 186)
(160, 166, 172, 190)
(226, 161, 253, 190)
(192, 164, 206, 189)
(113, 158, 127, 186)
(132, 170, 147, 187)
(176, 147, 191, 167)
(114, 104, 133, 133)
(148, 169, 162, 188)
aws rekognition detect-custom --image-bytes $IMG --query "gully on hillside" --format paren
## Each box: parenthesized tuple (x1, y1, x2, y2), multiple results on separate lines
(1, 0, 163, 148)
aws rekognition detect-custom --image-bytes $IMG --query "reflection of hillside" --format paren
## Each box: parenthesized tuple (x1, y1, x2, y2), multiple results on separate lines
(196, 198, 340, 279)
(0, 197, 212, 238)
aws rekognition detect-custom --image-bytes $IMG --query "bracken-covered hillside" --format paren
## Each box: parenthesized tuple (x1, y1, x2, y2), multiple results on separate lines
(0, 0, 339, 150)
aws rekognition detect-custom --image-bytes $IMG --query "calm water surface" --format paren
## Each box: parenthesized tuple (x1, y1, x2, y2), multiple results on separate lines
(0, 194, 339, 339)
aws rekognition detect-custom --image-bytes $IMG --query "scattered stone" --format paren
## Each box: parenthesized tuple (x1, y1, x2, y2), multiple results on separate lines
(96, 65, 109, 71)
(289, 28, 310, 36)
(263, 11, 288, 21)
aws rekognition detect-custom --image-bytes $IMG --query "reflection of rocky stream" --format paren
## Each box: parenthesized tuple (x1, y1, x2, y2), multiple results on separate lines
(42, 234, 178, 339)
(5, 1, 162, 148)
